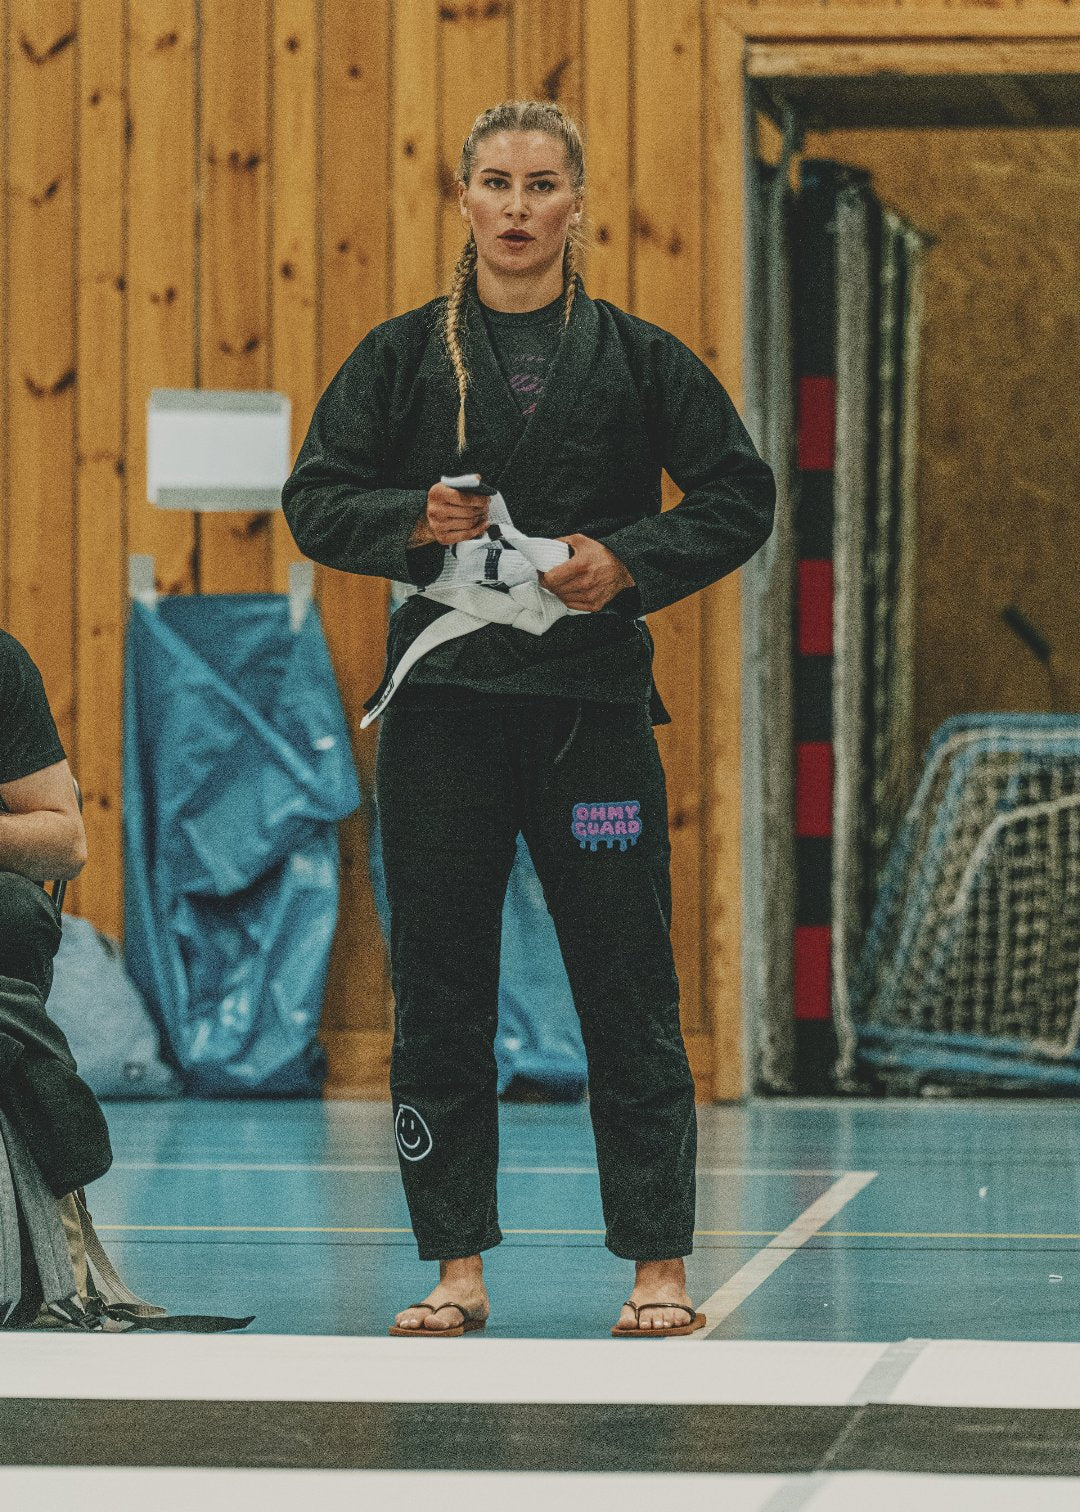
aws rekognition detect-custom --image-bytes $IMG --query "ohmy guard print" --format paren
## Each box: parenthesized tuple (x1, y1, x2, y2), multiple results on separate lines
(571, 800, 643, 852)
(395, 1104, 433, 1162)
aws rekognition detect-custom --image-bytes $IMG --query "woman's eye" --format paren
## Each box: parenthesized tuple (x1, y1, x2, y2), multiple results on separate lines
(532, 180, 556, 192)
(482, 177, 508, 190)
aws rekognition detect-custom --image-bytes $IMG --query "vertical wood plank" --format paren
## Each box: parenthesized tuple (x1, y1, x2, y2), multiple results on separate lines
(0, 0, 8, 628)
(270, 0, 318, 595)
(581, 0, 630, 305)
(439, 1, 511, 289)
(702, 11, 748, 1101)
(631, 0, 708, 1093)
(512, 0, 581, 116)
(392, 0, 440, 313)
(127, 0, 197, 597)
(6, 2, 77, 755)
(198, 0, 272, 594)
(317, 0, 393, 1092)
(72, 0, 127, 932)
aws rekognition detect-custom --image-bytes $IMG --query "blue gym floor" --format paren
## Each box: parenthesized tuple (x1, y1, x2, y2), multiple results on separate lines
(87, 1096, 1080, 1342)
(8, 1096, 1080, 1507)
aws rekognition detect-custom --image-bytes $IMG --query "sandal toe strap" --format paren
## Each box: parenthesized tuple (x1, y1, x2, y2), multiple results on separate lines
(631, 1300, 695, 1320)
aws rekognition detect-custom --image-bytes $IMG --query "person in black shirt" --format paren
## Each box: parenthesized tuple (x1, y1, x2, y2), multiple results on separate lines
(283, 100, 774, 1340)
(0, 629, 86, 1001)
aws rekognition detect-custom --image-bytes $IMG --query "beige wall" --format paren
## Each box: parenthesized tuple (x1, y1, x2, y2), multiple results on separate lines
(803, 123, 1080, 753)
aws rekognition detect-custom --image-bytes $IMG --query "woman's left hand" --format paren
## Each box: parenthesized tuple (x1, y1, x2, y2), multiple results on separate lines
(538, 534, 636, 613)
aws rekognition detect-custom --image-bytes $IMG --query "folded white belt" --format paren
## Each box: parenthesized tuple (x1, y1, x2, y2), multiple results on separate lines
(359, 580, 581, 728)
(359, 478, 640, 729)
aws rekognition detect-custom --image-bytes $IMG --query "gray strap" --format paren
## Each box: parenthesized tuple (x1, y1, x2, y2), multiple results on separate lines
(76, 1193, 166, 1318)
(0, 1108, 77, 1306)
(0, 1126, 23, 1321)
(55, 1194, 89, 1298)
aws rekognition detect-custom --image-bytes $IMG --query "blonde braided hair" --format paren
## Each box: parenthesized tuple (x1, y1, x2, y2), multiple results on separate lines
(447, 99, 586, 454)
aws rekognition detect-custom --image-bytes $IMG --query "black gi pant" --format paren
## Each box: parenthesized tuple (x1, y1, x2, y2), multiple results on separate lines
(0, 871, 112, 1196)
(375, 684, 697, 1263)
(0, 872, 61, 1002)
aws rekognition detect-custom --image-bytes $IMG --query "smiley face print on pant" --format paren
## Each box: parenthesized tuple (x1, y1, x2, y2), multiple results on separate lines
(395, 1103, 434, 1162)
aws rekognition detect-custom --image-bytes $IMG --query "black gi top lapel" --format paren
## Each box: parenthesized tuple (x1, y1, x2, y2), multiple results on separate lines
(462, 281, 598, 508)
(462, 282, 524, 459)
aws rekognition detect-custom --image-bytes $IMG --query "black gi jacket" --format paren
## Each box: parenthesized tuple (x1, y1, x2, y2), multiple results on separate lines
(281, 282, 775, 725)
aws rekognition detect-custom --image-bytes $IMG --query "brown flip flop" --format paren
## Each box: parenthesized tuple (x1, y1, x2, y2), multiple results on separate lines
(388, 1301, 488, 1338)
(611, 1300, 707, 1338)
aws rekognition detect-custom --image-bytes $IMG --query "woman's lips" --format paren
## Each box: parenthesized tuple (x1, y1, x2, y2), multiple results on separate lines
(499, 232, 533, 243)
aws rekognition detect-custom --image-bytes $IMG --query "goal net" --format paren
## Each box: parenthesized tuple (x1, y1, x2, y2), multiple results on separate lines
(847, 714, 1080, 1089)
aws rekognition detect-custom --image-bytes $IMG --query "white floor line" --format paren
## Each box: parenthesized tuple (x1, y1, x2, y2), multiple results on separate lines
(758, 1472, 820, 1512)
(5, 1472, 1080, 1512)
(0, 1335, 886, 1404)
(688, 1171, 878, 1339)
(808, 1474, 1080, 1512)
(889, 1339, 1080, 1409)
(108, 1162, 851, 1177)
(846, 1338, 929, 1405)
(0, 1469, 790, 1512)
(8, 1336, 1080, 1409)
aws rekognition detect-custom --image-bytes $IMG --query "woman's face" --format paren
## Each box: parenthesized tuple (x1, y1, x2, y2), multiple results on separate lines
(458, 130, 582, 286)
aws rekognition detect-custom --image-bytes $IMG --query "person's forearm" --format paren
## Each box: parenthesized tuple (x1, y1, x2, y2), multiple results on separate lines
(0, 810, 87, 882)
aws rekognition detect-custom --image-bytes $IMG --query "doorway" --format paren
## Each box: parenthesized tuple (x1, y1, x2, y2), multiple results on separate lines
(709, 9, 1080, 1095)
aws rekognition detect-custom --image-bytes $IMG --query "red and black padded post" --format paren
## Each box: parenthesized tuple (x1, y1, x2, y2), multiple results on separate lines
(791, 160, 869, 1091)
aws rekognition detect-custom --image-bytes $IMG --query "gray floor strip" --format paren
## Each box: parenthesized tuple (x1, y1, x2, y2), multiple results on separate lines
(8, 1400, 1079, 1477)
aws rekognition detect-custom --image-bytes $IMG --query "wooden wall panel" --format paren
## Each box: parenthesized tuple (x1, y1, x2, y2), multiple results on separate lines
(316, 0, 393, 1094)
(702, 9, 749, 1100)
(0, 0, 7, 631)
(513, 0, 582, 115)
(582, 0, 631, 304)
(392, 0, 440, 311)
(198, 2, 272, 594)
(631, 0, 707, 1060)
(126, 0, 196, 598)
(5, 2, 77, 757)
(71, 0, 127, 933)
(439, 2, 511, 289)
(270, 0, 317, 595)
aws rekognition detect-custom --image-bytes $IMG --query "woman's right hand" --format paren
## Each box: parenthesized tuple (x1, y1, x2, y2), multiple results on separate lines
(423, 481, 490, 546)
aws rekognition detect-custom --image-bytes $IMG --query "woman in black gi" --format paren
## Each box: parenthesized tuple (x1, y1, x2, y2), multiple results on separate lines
(282, 101, 774, 1337)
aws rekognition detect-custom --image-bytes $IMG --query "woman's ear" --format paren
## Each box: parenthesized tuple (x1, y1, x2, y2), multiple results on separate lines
(457, 180, 470, 223)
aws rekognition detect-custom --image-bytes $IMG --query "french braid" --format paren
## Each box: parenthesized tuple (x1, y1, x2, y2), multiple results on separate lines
(446, 99, 586, 453)
(562, 238, 580, 328)
(446, 235, 479, 454)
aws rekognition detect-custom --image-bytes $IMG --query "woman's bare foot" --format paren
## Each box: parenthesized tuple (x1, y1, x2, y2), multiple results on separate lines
(393, 1255, 490, 1332)
(617, 1256, 693, 1331)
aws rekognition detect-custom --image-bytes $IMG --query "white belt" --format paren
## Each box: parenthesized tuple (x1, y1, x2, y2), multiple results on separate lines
(359, 580, 582, 728)
(359, 479, 639, 729)
(356, 474, 583, 728)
